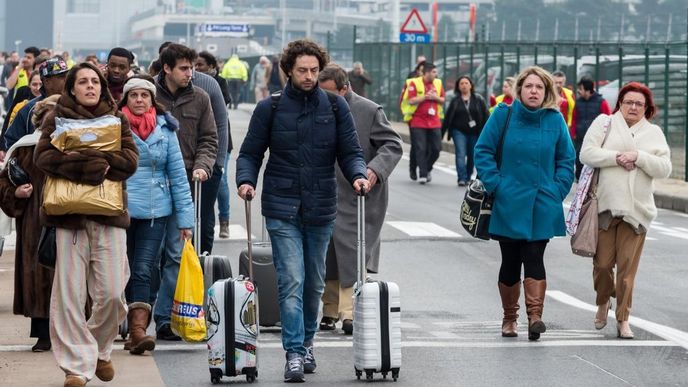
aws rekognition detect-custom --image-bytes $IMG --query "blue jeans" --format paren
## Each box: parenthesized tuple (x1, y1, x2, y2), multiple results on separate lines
(265, 215, 335, 355)
(451, 130, 479, 182)
(126, 217, 167, 304)
(153, 214, 185, 328)
(217, 152, 231, 221)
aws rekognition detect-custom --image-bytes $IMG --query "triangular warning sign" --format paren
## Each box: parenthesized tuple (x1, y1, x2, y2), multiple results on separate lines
(400, 8, 428, 34)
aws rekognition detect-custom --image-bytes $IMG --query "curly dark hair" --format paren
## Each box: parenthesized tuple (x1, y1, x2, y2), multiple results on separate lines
(279, 39, 330, 76)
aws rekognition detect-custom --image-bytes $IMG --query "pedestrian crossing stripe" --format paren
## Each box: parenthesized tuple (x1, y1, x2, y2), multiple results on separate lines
(386, 221, 462, 238)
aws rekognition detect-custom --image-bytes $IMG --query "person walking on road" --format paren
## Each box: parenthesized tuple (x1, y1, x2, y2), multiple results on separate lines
(552, 71, 575, 135)
(489, 76, 515, 113)
(104, 47, 134, 102)
(400, 62, 445, 184)
(347, 61, 372, 98)
(572, 76, 611, 180)
(250, 56, 270, 102)
(221, 53, 248, 109)
(474, 66, 575, 341)
(0, 94, 59, 353)
(580, 82, 671, 339)
(236, 39, 369, 383)
(34, 62, 139, 387)
(119, 75, 194, 354)
(154, 43, 218, 341)
(317, 64, 402, 335)
(442, 76, 489, 186)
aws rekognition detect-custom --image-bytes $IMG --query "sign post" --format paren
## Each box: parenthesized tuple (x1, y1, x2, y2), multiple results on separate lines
(399, 8, 430, 44)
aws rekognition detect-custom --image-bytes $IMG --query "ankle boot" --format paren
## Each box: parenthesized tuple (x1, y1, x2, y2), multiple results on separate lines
(128, 302, 156, 355)
(219, 220, 230, 239)
(498, 282, 520, 337)
(523, 278, 547, 341)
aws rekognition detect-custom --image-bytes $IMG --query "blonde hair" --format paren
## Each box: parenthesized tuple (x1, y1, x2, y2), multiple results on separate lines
(504, 76, 516, 88)
(514, 66, 560, 110)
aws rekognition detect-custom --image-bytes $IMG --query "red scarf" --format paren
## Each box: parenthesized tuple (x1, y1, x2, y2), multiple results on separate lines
(123, 106, 157, 141)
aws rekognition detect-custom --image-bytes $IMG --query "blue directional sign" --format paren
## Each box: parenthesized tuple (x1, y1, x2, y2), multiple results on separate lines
(399, 33, 431, 44)
(203, 24, 249, 33)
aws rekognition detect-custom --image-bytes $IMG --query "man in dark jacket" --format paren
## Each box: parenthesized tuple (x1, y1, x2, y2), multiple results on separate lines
(236, 39, 369, 383)
(153, 43, 218, 341)
(572, 76, 611, 179)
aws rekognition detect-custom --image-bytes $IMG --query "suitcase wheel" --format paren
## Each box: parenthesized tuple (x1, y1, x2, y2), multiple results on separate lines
(392, 368, 400, 382)
(365, 370, 374, 380)
(355, 368, 362, 380)
(210, 368, 222, 384)
(383, 372, 388, 379)
(246, 373, 256, 383)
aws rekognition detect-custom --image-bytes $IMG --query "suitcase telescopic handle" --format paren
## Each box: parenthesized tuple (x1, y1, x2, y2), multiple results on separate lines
(355, 186, 366, 295)
(244, 192, 254, 281)
(194, 178, 201, 257)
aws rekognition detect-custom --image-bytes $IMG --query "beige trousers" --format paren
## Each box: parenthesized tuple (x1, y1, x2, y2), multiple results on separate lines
(322, 280, 355, 321)
(50, 222, 129, 380)
(593, 218, 646, 322)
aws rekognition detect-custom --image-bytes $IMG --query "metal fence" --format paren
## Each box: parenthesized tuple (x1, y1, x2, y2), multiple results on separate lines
(352, 41, 688, 181)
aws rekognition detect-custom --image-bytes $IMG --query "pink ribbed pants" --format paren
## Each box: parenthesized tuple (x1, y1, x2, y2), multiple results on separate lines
(50, 222, 129, 380)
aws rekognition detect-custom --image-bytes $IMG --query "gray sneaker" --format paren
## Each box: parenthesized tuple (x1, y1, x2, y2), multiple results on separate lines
(284, 352, 305, 383)
(303, 342, 316, 374)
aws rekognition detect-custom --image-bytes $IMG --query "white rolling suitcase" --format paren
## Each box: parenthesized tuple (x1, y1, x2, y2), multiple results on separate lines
(206, 196, 259, 384)
(353, 191, 402, 381)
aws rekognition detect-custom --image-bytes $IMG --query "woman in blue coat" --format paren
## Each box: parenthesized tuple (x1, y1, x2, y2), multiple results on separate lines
(474, 66, 575, 341)
(119, 75, 194, 355)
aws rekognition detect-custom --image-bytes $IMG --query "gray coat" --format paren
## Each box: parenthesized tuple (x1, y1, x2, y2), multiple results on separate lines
(325, 91, 403, 288)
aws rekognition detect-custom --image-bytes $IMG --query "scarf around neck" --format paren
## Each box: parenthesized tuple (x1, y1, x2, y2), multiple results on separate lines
(123, 106, 156, 141)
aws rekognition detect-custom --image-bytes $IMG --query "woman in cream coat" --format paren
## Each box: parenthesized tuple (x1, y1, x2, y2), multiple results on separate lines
(580, 82, 671, 339)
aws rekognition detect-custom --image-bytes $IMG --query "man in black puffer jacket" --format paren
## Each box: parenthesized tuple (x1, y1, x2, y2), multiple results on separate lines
(236, 39, 369, 383)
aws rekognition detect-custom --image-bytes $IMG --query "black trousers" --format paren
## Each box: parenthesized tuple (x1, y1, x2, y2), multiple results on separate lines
(574, 137, 584, 181)
(410, 127, 441, 177)
(227, 79, 243, 109)
(197, 164, 223, 255)
(498, 239, 549, 286)
(30, 317, 49, 339)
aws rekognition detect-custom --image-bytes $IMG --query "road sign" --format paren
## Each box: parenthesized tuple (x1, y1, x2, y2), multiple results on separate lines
(400, 8, 428, 34)
(199, 23, 250, 37)
(399, 33, 431, 44)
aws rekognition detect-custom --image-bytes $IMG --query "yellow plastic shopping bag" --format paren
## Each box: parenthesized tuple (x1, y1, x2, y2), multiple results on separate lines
(171, 240, 206, 342)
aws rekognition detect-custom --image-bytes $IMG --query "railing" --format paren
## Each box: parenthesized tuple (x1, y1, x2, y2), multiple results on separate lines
(352, 40, 688, 181)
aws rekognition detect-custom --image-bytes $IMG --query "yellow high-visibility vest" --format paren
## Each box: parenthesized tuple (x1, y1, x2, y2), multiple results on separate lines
(400, 77, 444, 122)
(561, 87, 575, 127)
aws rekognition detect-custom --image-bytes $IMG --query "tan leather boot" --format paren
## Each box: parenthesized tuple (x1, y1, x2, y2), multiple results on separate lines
(128, 302, 156, 355)
(498, 282, 520, 337)
(523, 278, 547, 341)
(219, 220, 230, 239)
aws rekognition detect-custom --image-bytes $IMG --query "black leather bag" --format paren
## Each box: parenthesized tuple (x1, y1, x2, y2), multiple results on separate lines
(7, 157, 31, 187)
(38, 227, 57, 269)
(460, 106, 512, 240)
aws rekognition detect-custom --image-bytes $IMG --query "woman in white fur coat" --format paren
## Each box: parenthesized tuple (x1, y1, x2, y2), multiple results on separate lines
(580, 82, 671, 339)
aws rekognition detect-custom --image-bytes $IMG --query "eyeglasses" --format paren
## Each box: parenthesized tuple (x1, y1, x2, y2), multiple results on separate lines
(622, 100, 645, 108)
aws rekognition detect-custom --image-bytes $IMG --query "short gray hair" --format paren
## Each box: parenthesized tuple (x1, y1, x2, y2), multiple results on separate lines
(318, 63, 349, 91)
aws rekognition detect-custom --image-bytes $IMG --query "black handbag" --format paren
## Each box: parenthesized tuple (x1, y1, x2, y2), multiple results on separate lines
(7, 157, 31, 187)
(460, 106, 512, 240)
(38, 227, 57, 269)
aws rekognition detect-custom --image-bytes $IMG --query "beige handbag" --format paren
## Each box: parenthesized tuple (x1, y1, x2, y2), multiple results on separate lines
(570, 169, 600, 257)
(570, 117, 612, 257)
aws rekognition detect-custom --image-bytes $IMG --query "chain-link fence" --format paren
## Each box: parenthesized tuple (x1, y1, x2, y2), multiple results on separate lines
(353, 41, 688, 180)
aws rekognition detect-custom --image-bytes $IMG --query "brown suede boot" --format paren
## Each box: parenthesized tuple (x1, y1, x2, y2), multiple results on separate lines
(498, 282, 520, 337)
(95, 359, 115, 381)
(128, 302, 156, 355)
(64, 375, 86, 387)
(523, 278, 547, 341)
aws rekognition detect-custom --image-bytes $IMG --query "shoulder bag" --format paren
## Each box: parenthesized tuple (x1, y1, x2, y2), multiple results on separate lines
(460, 106, 512, 240)
(569, 116, 612, 257)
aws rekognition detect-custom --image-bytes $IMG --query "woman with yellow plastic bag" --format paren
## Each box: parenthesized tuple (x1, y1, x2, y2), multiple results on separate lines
(171, 239, 207, 342)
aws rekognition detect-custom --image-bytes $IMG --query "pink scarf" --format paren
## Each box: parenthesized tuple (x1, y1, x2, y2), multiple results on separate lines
(123, 106, 156, 141)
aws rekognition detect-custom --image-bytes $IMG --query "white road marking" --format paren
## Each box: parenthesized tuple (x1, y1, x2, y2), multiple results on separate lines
(547, 290, 688, 351)
(652, 225, 688, 240)
(573, 355, 637, 386)
(386, 221, 462, 238)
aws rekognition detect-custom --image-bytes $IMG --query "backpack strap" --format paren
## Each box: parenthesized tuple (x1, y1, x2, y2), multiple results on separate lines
(267, 91, 282, 130)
